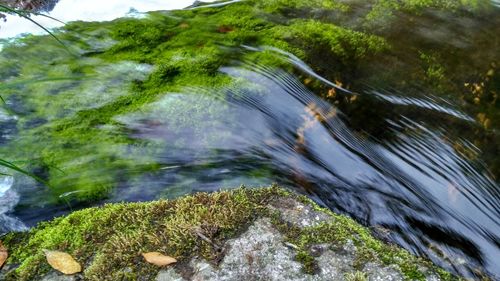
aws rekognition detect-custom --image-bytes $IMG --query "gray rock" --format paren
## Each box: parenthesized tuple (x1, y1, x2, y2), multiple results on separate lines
(191, 218, 307, 281)
(315, 246, 355, 280)
(363, 262, 403, 281)
(156, 198, 442, 281)
(156, 268, 185, 281)
(268, 197, 331, 228)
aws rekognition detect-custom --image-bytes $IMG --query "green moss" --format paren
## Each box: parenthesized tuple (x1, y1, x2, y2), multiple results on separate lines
(3, 187, 265, 280)
(2, 187, 455, 281)
(269, 19, 388, 60)
(365, 0, 487, 24)
(345, 271, 368, 281)
(257, 0, 349, 14)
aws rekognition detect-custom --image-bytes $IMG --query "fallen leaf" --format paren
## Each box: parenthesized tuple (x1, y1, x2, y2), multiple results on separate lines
(0, 241, 7, 269)
(44, 250, 82, 275)
(142, 252, 177, 266)
(327, 88, 336, 98)
(483, 118, 491, 130)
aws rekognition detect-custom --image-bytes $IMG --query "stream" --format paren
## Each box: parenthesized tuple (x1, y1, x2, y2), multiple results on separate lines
(0, 0, 499, 279)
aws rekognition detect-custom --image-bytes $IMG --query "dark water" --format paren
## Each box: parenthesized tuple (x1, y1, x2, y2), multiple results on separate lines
(0, 0, 499, 279)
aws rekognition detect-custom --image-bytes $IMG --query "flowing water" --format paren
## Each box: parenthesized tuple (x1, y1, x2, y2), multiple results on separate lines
(0, 0, 499, 279)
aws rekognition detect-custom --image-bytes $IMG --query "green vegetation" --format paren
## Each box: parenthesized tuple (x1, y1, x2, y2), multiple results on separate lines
(2, 186, 456, 281)
(0, 0, 391, 202)
(0, 0, 498, 279)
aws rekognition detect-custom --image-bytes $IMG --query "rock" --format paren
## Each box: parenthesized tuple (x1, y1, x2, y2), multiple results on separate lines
(268, 197, 330, 228)
(190, 218, 306, 281)
(362, 262, 403, 281)
(156, 268, 185, 281)
(6, 187, 450, 280)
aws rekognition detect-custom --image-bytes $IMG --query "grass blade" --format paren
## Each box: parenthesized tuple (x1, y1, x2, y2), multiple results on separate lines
(0, 158, 50, 186)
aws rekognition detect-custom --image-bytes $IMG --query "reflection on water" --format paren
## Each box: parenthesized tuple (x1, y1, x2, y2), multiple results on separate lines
(0, 0, 499, 279)
(0, 0, 210, 38)
(105, 53, 500, 277)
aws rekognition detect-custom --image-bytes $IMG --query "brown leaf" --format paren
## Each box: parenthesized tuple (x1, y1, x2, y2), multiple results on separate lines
(0, 241, 8, 269)
(44, 250, 82, 275)
(142, 252, 177, 266)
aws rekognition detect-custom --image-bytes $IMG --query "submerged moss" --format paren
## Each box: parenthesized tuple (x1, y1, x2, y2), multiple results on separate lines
(0, 0, 393, 202)
(1, 186, 457, 281)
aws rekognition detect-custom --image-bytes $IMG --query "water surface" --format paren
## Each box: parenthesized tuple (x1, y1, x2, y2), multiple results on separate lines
(0, 0, 499, 279)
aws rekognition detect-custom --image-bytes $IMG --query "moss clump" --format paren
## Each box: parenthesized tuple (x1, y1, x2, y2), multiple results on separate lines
(2, 186, 457, 281)
(2, 187, 271, 280)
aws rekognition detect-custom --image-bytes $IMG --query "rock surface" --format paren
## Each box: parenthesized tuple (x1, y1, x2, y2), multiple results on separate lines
(152, 202, 437, 281)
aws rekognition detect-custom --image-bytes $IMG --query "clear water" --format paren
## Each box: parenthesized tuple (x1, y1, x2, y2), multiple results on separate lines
(0, 0, 499, 279)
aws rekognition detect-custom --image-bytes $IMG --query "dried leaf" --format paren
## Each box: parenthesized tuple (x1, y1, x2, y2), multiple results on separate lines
(142, 252, 177, 266)
(327, 88, 336, 98)
(44, 250, 82, 275)
(0, 241, 7, 269)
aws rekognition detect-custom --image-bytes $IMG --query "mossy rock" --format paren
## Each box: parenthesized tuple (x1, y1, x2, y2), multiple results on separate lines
(1, 186, 457, 281)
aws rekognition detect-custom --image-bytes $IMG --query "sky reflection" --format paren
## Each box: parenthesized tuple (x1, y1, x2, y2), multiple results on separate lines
(0, 0, 215, 38)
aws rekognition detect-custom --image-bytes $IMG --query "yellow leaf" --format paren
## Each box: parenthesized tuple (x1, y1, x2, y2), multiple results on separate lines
(0, 241, 7, 269)
(327, 88, 336, 98)
(142, 252, 177, 267)
(483, 118, 491, 130)
(477, 113, 486, 123)
(44, 250, 82, 275)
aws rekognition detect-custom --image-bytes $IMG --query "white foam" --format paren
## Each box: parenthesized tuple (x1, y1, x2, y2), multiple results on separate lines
(0, 174, 27, 233)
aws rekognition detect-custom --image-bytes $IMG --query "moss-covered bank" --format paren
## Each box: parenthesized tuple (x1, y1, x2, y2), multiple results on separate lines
(1, 186, 457, 281)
